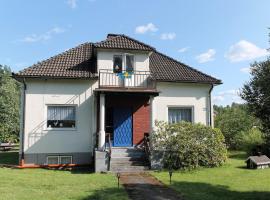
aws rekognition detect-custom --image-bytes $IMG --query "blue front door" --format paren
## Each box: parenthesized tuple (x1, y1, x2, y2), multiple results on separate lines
(113, 107, 132, 147)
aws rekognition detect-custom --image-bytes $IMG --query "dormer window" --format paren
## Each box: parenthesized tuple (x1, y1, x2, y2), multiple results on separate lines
(113, 54, 134, 73)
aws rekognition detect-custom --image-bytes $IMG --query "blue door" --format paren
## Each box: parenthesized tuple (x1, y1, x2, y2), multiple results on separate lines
(113, 107, 132, 147)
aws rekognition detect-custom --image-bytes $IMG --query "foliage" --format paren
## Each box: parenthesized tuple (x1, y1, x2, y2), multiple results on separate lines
(240, 59, 270, 151)
(0, 65, 20, 142)
(153, 151, 270, 200)
(151, 121, 227, 169)
(234, 128, 264, 153)
(214, 103, 260, 149)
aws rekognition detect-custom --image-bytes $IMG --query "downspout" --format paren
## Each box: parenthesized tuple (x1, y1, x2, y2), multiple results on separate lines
(208, 84, 214, 127)
(20, 78, 26, 166)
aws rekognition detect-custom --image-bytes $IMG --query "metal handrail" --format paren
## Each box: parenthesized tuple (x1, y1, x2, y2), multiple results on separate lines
(144, 134, 151, 162)
(105, 132, 112, 171)
(99, 69, 156, 89)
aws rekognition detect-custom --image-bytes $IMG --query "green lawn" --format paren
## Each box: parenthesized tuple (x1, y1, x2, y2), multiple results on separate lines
(153, 151, 270, 200)
(0, 152, 128, 200)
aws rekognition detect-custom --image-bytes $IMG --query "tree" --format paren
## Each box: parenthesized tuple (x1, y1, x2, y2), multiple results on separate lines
(214, 103, 260, 149)
(241, 59, 270, 149)
(0, 65, 20, 142)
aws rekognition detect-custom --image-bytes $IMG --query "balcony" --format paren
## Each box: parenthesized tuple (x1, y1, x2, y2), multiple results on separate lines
(98, 69, 157, 92)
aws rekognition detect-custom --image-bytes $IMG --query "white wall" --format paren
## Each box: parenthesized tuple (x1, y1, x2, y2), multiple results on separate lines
(153, 82, 212, 125)
(97, 49, 150, 72)
(23, 79, 98, 154)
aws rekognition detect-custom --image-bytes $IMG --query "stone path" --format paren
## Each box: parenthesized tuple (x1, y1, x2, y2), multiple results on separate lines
(120, 173, 182, 200)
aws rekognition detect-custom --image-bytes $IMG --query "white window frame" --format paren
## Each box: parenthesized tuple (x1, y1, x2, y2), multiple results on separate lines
(59, 156, 73, 164)
(113, 53, 136, 72)
(47, 156, 60, 165)
(46, 155, 73, 165)
(44, 104, 77, 131)
(167, 105, 194, 123)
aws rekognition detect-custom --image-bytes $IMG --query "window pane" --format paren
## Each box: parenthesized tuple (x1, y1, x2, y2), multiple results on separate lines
(126, 55, 134, 72)
(168, 108, 192, 124)
(113, 55, 122, 73)
(47, 106, 76, 128)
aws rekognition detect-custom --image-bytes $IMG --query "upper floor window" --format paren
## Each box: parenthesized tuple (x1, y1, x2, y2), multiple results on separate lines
(168, 107, 193, 124)
(126, 54, 134, 72)
(47, 105, 76, 128)
(113, 54, 134, 73)
(113, 55, 122, 73)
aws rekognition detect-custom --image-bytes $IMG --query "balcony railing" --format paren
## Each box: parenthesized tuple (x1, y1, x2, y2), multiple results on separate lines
(98, 69, 156, 90)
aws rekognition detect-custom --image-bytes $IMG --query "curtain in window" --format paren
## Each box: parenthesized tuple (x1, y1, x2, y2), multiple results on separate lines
(168, 108, 192, 124)
(47, 106, 75, 120)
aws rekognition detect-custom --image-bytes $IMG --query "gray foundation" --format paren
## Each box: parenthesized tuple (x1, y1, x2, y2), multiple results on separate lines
(22, 152, 93, 165)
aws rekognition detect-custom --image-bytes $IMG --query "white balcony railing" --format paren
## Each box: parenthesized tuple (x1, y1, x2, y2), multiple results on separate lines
(98, 69, 156, 90)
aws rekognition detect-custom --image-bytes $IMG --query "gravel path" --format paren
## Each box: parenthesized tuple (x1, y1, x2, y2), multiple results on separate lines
(120, 173, 182, 200)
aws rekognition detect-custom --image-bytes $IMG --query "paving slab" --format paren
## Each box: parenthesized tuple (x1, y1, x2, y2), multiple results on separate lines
(120, 172, 182, 200)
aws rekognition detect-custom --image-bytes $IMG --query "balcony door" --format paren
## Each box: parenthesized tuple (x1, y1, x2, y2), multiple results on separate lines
(113, 54, 135, 87)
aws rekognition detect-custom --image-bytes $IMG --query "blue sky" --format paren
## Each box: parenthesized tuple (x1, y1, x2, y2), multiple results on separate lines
(0, 0, 269, 105)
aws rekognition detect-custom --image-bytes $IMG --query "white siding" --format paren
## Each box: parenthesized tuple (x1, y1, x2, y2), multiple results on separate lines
(153, 82, 212, 125)
(23, 79, 98, 154)
(97, 50, 150, 72)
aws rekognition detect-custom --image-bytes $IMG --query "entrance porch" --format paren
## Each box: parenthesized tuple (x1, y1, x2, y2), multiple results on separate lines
(96, 91, 158, 149)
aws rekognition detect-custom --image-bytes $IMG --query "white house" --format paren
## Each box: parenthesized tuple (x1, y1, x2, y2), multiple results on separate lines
(13, 34, 221, 170)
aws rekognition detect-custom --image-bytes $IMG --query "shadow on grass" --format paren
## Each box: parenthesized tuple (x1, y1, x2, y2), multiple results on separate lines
(0, 151, 19, 165)
(170, 181, 270, 200)
(228, 151, 247, 160)
(79, 187, 128, 200)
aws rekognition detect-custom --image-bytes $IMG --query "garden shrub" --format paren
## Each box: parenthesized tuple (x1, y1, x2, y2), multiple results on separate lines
(234, 128, 265, 153)
(151, 121, 227, 169)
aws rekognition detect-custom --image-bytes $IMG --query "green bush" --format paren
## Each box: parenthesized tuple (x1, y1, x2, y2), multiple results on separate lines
(151, 121, 227, 169)
(234, 128, 265, 153)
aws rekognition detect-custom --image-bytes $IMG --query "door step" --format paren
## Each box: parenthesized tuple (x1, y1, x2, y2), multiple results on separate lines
(109, 147, 149, 172)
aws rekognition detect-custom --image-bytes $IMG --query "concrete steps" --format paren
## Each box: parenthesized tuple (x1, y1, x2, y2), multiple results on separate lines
(109, 148, 149, 172)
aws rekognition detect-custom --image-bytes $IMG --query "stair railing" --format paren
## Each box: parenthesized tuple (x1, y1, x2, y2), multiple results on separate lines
(144, 133, 151, 162)
(105, 132, 112, 171)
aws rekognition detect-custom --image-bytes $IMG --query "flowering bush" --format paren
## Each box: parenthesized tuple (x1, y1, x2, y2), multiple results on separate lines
(151, 121, 227, 169)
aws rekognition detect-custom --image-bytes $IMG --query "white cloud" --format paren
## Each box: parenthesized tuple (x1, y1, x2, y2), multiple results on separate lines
(135, 23, 158, 34)
(178, 47, 190, 53)
(225, 40, 269, 62)
(196, 49, 216, 63)
(213, 89, 244, 105)
(67, 0, 77, 9)
(240, 67, 251, 74)
(160, 32, 176, 40)
(21, 27, 66, 43)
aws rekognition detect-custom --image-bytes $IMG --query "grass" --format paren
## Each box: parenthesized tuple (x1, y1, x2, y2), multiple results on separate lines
(152, 151, 270, 200)
(0, 152, 128, 200)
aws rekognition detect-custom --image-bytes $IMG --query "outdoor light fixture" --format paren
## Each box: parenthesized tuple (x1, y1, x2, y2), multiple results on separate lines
(116, 172, 121, 189)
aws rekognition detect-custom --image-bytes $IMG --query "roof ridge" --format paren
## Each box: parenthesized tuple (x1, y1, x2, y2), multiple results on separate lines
(94, 33, 155, 50)
(18, 42, 93, 73)
(153, 49, 222, 83)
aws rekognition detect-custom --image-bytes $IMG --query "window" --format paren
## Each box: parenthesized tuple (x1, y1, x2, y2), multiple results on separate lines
(47, 156, 59, 165)
(60, 156, 72, 164)
(47, 156, 73, 165)
(113, 54, 134, 73)
(168, 107, 193, 124)
(113, 55, 122, 73)
(47, 106, 76, 128)
(126, 54, 134, 72)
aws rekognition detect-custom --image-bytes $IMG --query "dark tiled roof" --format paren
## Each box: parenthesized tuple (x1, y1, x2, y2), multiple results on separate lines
(150, 51, 221, 84)
(14, 34, 221, 84)
(14, 43, 97, 79)
(95, 34, 154, 51)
